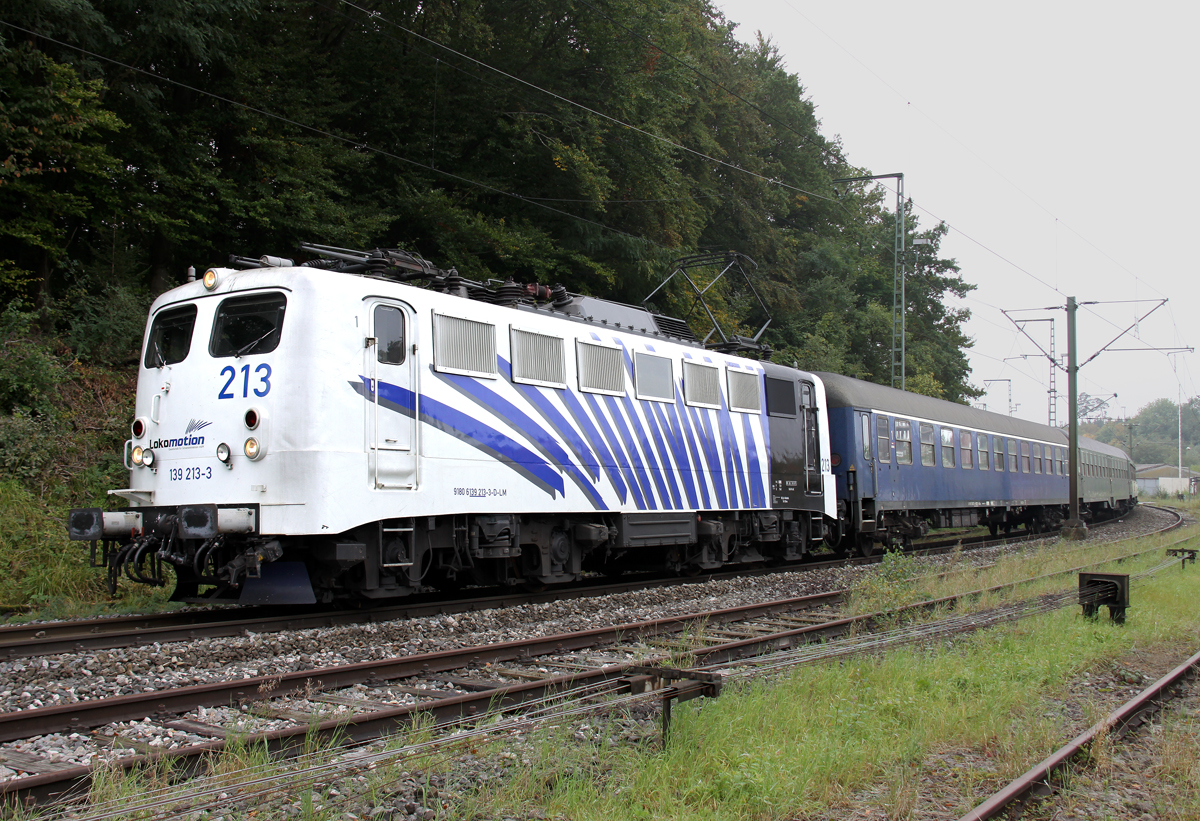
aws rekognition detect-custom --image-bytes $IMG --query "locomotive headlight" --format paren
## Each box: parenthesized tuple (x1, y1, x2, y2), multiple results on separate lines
(216, 442, 231, 463)
(131, 446, 144, 466)
(202, 269, 219, 290)
(243, 437, 262, 460)
(244, 407, 261, 430)
(141, 448, 156, 467)
(131, 417, 148, 439)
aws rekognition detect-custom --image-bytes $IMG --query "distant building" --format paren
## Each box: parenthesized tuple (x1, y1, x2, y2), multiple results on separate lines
(1135, 464, 1200, 496)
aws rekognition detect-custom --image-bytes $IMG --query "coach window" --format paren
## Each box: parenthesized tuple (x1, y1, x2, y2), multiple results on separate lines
(877, 416, 891, 462)
(1020, 441, 1031, 473)
(145, 304, 198, 368)
(210, 292, 287, 357)
(861, 414, 872, 461)
(920, 423, 936, 466)
(1007, 439, 1018, 472)
(960, 430, 974, 469)
(1032, 444, 1042, 474)
(1057, 447, 1066, 475)
(374, 305, 406, 365)
(978, 433, 990, 470)
(895, 420, 913, 464)
(941, 427, 956, 468)
(994, 436, 1004, 471)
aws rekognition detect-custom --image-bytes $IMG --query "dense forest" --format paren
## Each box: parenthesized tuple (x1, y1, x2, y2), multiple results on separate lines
(1, 0, 977, 388)
(1, 0, 983, 603)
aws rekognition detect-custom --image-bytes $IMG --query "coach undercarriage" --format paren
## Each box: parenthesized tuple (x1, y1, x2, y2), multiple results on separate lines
(844, 497, 1135, 557)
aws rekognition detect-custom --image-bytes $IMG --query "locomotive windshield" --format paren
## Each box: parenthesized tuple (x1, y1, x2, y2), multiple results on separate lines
(210, 292, 287, 357)
(144, 304, 198, 368)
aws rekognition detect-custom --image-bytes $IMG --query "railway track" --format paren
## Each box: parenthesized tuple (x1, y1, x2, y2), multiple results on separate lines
(0, 508, 1187, 809)
(0, 509, 1139, 661)
(960, 646, 1200, 821)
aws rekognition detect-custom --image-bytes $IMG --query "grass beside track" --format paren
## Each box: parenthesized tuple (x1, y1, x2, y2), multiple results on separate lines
(13, 520, 1196, 821)
(450, 539, 1200, 821)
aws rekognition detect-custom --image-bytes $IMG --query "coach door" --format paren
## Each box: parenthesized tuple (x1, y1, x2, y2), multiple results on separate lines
(366, 301, 418, 490)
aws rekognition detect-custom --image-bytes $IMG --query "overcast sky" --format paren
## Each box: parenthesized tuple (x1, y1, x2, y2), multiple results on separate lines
(716, 0, 1197, 428)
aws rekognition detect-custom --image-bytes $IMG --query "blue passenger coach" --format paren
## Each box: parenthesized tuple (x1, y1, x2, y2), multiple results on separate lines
(815, 373, 1136, 555)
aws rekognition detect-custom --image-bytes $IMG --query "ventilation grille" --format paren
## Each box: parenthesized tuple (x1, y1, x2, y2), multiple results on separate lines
(684, 361, 720, 407)
(635, 352, 673, 401)
(652, 313, 698, 342)
(727, 369, 761, 412)
(511, 328, 565, 387)
(577, 341, 625, 395)
(433, 313, 496, 377)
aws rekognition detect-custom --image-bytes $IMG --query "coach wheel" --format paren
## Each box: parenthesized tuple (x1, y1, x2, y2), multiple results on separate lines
(855, 534, 874, 558)
(824, 516, 843, 549)
(987, 523, 998, 537)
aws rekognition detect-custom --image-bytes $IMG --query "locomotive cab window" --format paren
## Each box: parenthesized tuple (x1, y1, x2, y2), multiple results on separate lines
(877, 416, 891, 462)
(764, 377, 797, 417)
(895, 419, 913, 464)
(145, 304, 198, 368)
(920, 423, 935, 466)
(210, 292, 287, 358)
(941, 427, 955, 468)
(374, 305, 406, 365)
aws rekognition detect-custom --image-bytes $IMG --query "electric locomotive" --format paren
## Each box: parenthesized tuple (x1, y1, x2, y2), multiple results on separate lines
(67, 246, 836, 603)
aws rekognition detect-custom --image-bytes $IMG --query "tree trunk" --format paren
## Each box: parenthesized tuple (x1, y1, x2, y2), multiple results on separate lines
(149, 230, 176, 294)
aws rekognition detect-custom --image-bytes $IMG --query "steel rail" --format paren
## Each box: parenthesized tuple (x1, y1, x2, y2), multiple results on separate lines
(959, 647, 1200, 821)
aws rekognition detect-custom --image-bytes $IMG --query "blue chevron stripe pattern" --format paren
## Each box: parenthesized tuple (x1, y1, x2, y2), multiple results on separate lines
(352, 337, 769, 511)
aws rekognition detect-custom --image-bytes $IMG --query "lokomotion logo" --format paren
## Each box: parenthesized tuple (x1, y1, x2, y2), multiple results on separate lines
(148, 419, 212, 449)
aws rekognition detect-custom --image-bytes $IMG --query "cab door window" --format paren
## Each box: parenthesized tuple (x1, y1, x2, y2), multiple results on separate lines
(374, 304, 406, 364)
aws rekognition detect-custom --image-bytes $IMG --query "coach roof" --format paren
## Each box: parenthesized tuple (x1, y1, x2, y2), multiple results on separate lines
(814, 372, 1067, 444)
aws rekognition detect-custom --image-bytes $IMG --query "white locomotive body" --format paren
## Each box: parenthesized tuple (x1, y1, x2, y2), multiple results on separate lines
(69, 249, 835, 603)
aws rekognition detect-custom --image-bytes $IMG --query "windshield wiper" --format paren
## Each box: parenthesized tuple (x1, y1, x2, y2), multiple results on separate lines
(233, 328, 276, 358)
(152, 339, 166, 368)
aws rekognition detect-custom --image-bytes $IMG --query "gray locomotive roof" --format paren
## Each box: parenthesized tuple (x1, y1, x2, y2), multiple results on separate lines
(813, 372, 1130, 460)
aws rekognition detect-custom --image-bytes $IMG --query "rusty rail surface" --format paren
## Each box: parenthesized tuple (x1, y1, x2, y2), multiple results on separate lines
(959, 647, 1200, 821)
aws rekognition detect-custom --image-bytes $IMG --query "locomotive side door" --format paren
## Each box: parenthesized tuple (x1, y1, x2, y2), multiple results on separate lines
(366, 301, 418, 490)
